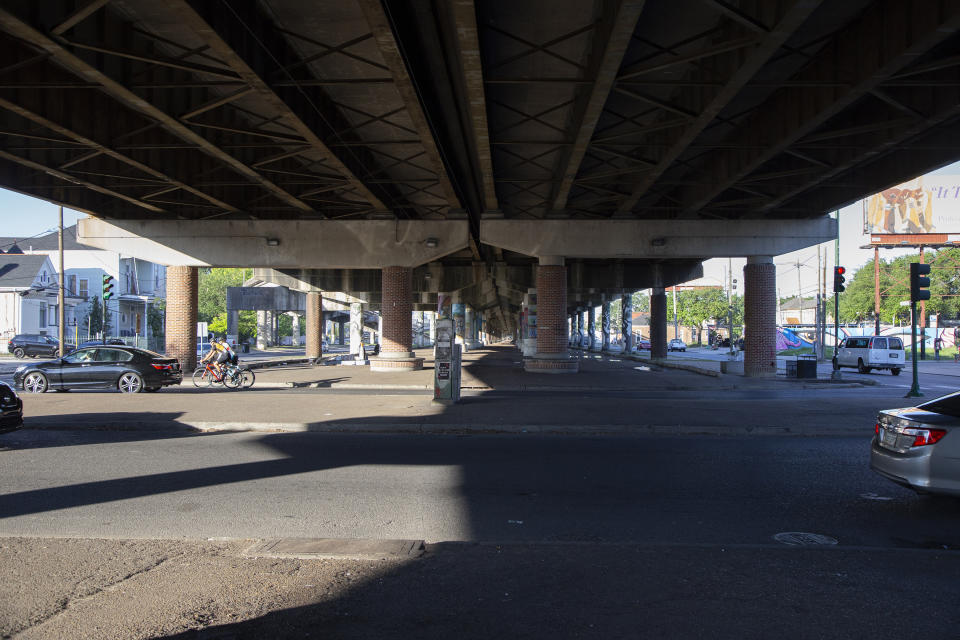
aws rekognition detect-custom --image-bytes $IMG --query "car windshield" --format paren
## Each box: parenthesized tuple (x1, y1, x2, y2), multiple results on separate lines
(918, 391, 960, 418)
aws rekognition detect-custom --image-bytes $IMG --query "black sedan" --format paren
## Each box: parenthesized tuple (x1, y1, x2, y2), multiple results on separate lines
(13, 346, 182, 393)
(0, 381, 23, 432)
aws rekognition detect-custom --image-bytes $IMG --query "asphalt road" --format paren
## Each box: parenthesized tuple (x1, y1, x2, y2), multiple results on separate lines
(2, 428, 957, 547)
(3, 400, 960, 638)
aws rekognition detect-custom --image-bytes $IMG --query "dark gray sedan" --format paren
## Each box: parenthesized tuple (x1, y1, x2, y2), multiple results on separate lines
(871, 392, 960, 497)
(13, 346, 182, 393)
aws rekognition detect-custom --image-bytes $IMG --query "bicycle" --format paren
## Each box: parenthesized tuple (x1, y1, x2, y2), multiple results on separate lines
(192, 362, 255, 389)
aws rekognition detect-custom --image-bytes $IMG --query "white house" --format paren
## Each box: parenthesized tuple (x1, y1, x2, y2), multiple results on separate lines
(0, 225, 166, 346)
(0, 253, 84, 350)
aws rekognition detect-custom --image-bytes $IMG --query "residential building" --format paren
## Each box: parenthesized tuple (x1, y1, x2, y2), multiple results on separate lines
(0, 225, 166, 348)
(0, 253, 84, 349)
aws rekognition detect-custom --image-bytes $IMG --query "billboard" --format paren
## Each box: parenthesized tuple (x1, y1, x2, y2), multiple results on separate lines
(864, 175, 960, 235)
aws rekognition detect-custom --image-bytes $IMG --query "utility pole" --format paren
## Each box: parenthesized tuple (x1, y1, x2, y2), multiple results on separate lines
(796, 260, 803, 329)
(57, 206, 65, 356)
(832, 210, 842, 381)
(672, 286, 678, 340)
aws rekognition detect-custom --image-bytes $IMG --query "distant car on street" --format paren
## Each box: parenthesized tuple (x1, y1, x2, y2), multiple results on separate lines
(835, 335, 903, 375)
(634, 338, 651, 351)
(871, 391, 960, 496)
(0, 380, 23, 433)
(668, 339, 686, 352)
(14, 345, 182, 393)
(7, 334, 76, 359)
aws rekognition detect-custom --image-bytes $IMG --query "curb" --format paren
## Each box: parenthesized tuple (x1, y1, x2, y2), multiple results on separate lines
(20, 419, 870, 437)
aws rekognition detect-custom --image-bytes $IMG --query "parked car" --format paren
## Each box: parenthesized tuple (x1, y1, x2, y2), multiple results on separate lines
(835, 335, 904, 375)
(871, 391, 960, 496)
(668, 339, 686, 352)
(634, 338, 651, 351)
(14, 345, 182, 393)
(7, 334, 76, 359)
(78, 338, 125, 349)
(0, 380, 23, 433)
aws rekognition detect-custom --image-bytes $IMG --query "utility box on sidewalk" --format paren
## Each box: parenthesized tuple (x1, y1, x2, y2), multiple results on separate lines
(434, 317, 462, 404)
(787, 355, 817, 379)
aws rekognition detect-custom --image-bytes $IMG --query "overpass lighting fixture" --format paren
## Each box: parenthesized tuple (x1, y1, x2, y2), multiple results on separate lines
(425, 237, 439, 248)
(651, 237, 666, 247)
(266, 238, 280, 246)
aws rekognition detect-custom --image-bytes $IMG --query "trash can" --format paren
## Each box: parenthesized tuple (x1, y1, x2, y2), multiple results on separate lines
(241, 343, 250, 353)
(796, 355, 817, 379)
(785, 360, 798, 378)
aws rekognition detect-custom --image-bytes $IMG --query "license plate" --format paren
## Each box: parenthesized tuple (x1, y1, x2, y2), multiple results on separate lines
(881, 428, 898, 447)
(890, 353, 899, 358)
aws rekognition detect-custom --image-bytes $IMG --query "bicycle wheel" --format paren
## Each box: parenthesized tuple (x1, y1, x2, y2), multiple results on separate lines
(192, 366, 212, 387)
(240, 369, 255, 389)
(223, 368, 242, 389)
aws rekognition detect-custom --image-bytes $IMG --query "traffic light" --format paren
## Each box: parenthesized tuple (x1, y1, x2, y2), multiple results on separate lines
(102, 274, 114, 300)
(833, 266, 846, 293)
(910, 262, 931, 302)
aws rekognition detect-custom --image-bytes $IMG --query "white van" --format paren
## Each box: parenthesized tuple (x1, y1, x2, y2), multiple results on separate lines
(835, 335, 905, 375)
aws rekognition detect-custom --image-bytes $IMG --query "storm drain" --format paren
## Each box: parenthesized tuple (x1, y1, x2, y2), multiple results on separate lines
(246, 538, 425, 560)
(773, 532, 838, 546)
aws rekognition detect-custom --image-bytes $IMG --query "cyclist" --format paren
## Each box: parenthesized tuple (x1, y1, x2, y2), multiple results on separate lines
(200, 337, 231, 379)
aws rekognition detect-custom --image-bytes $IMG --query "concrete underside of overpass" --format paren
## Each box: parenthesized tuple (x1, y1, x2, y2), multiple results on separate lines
(2, 0, 960, 348)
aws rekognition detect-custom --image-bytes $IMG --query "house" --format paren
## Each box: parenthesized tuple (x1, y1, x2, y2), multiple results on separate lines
(0, 253, 84, 349)
(0, 225, 166, 347)
(778, 296, 820, 325)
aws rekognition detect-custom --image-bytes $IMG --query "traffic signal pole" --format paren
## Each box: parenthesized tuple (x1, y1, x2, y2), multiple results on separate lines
(907, 262, 931, 398)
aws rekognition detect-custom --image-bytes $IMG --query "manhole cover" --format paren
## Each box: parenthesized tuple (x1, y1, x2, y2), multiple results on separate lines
(773, 532, 838, 546)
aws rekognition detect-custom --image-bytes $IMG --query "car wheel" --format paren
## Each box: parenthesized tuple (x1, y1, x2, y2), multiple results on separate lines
(891, 368, 901, 376)
(12, 347, 24, 358)
(23, 372, 48, 393)
(857, 359, 870, 374)
(118, 372, 143, 393)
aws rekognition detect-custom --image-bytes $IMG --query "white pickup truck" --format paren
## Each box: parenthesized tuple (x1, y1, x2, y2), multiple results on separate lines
(835, 335, 904, 375)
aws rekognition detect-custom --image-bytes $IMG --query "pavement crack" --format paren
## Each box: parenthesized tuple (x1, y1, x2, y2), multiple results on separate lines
(14, 552, 179, 637)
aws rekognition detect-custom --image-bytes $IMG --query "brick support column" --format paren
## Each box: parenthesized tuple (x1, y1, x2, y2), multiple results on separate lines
(650, 287, 667, 359)
(601, 300, 611, 351)
(165, 266, 197, 372)
(372, 266, 423, 371)
(621, 291, 633, 353)
(744, 256, 777, 377)
(305, 291, 322, 362)
(526, 256, 577, 372)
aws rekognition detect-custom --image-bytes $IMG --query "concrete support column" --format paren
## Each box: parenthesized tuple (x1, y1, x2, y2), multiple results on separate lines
(744, 255, 777, 377)
(601, 300, 611, 352)
(464, 306, 474, 351)
(256, 310, 268, 350)
(349, 303, 363, 357)
(650, 287, 667, 359)
(621, 291, 633, 353)
(589, 306, 598, 351)
(305, 291, 322, 362)
(526, 256, 577, 372)
(226, 310, 239, 342)
(290, 313, 301, 347)
(428, 311, 437, 345)
(165, 266, 197, 372)
(453, 296, 466, 348)
(371, 266, 423, 371)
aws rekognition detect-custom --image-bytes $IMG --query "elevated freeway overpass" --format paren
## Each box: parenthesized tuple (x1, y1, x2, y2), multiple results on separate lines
(1, 0, 959, 374)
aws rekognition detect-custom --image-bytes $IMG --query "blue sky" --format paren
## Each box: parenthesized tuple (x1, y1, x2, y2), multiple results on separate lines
(3, 159, 960, 297)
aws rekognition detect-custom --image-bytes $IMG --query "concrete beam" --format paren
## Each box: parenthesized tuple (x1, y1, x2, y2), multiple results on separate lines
(481, 218, 836, 259)
(77, 218, 470, 268)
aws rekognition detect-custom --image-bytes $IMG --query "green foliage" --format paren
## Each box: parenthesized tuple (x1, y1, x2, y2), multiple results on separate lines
(207, 310, 257, 341)
(198, 268, 248, 324)
(278, 313, 294, 338)
(147, 299, 165, 336)
(667, 288, 731, 343)
(632, 292, 649, 313)
(838, 247, 960, 324)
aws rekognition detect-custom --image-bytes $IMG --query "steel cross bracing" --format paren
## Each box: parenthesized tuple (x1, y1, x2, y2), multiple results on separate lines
(3, 0, 960, 326)
(0, 0, 460, 221)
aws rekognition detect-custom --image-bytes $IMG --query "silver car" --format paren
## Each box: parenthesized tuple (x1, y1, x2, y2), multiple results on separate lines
(871, 392, 960, 497)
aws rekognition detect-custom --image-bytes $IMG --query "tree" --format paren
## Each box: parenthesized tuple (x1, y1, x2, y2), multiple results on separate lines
(88, 295, 102, 335)
(148, 299, 165, 337)
(668, 288, 728, 344)
(208, 310, 257, 341)
(198, 268, 247, 324)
